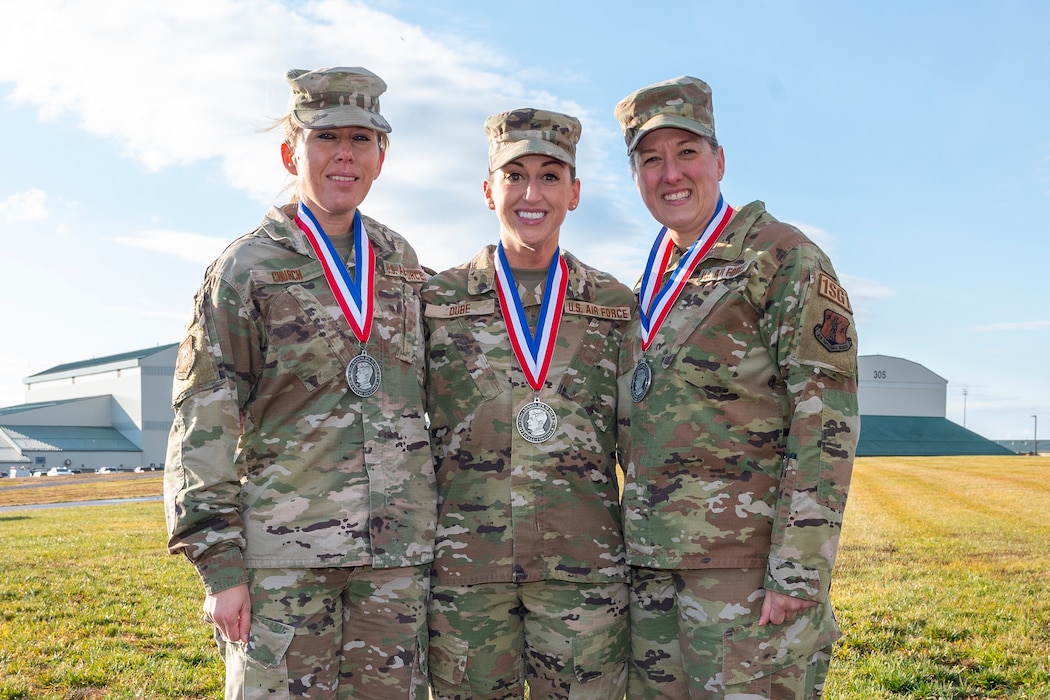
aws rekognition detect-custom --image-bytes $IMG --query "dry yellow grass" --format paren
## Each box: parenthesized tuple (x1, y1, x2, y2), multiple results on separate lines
(0, 473, 161, 507)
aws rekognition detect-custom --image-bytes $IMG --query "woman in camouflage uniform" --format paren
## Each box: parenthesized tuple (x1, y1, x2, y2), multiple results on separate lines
(613, 76, 859, 700)
(423, 108, 633, 699)
(164, 67, 436, 699)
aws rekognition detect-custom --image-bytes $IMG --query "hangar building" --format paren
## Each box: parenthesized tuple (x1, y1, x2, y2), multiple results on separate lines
(857, 354, 1012, 456)
(1, 344, 178, 474)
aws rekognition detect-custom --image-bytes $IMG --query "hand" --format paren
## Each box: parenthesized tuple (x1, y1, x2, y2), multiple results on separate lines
(759, 589, 818, 626)
(204, 583, 251, 643)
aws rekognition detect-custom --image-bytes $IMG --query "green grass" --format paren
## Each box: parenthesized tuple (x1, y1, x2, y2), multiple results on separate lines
(0, 501, 222, 699)
(1, 459, 1049, 698)
(826, 456, 1050, 699)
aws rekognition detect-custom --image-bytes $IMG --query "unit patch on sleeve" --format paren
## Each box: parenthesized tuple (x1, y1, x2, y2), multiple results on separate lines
(813, 309, 854, 353)
(175, 335, 195, 380)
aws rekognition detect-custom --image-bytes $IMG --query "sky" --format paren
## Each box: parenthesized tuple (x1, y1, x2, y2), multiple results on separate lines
(0, 0, 1046, 441)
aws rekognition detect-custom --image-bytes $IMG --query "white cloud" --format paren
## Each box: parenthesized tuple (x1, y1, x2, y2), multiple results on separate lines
(0, 0, 642, 276)
(0, 188, 48, 223)
(115, 230, 233, 265)
(839, 274, 894, 301)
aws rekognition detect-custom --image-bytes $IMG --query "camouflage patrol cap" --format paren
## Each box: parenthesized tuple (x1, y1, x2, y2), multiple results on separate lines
(614, 76, 714, 154)
(484, 108, 581, 171)
(286, 66, 392, 132)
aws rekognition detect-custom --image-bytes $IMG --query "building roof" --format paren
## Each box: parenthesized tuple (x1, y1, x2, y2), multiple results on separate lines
(858, 415, 1015, 456)
(859, 354, 947, 383)
(0, 397, 100, 417)
(0, 426, 140, 453)
(0, 445, 29, 464)
(26, 343, 179, 380)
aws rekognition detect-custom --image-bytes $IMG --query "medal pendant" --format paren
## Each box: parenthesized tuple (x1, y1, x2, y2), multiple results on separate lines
(630, 357, 652, 403)
(346, 352, 381, 397)
(516, 399, 557, 444)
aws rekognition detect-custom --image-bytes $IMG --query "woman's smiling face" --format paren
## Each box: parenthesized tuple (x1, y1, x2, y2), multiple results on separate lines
(283, 125, 385, 234)
(633, 127, 724, 247)
(485, 154, 580, 267)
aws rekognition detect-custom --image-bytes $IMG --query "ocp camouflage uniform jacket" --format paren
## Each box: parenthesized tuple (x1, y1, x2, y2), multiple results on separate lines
(616, 200, 859, 604)
(164, 204, 437, 595)
(423, 246, 634, 586)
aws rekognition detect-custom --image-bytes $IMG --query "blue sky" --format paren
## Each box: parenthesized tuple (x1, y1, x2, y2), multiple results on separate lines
(0, 0, 1046, 441)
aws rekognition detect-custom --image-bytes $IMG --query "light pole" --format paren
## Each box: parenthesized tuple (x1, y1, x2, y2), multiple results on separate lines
(1033, 415, 1039, 456)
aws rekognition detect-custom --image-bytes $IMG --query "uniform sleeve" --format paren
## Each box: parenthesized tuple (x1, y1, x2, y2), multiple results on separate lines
(163, 273, 261, 595)
(761, 242, 859, 602)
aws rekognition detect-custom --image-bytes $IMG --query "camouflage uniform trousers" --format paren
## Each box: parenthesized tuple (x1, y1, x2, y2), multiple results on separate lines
(428, 579, 629, 700)
(628, 567, 839, 700)
(215, 564, 430, 700)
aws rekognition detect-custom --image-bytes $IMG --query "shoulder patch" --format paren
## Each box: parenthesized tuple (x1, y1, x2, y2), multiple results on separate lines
(563, 300, 632, 321)
(816, 272, 852, 313)
(813, 309, 854, 353)
(384, 261, 428, 283)
(424, 299, 496, 318)
(175, 336, 195, 380)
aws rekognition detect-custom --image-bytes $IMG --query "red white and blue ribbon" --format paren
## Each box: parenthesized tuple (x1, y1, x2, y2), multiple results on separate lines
(494, 243, 569, 391)
(638, 195, 733, 350)
(295, 201, 375, 343)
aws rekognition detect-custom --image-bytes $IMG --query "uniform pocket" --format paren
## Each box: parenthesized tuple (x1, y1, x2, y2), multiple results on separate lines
(245, 614, 295, 669)
(570, 612, 629, 696)
(425, 318, 503, 433)
(557, 317, 618, 433)
(428, 631, 469, 686)
(722, 606, 841, 687)
(267, 285, 348, 390)
(414, 621, 430, 681)
(215, 615, 295, 700)
(393, 281, 424, 365)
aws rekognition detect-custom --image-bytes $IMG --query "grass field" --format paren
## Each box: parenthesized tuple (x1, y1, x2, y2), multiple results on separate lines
(1, 456, 1048, 698)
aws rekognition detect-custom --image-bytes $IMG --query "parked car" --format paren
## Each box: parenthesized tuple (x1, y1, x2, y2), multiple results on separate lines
(46, 467, 75, 477)
(96, 467, 123, 474)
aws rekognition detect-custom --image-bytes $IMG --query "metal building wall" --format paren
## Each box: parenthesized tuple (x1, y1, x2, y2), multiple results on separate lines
(858, 354, 947, 418)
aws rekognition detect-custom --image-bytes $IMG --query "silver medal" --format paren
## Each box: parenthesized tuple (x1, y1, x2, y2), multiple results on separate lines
(346, 352, 381, 397)
(516, 399, 557, 444)
(630, 357, 652, 403)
